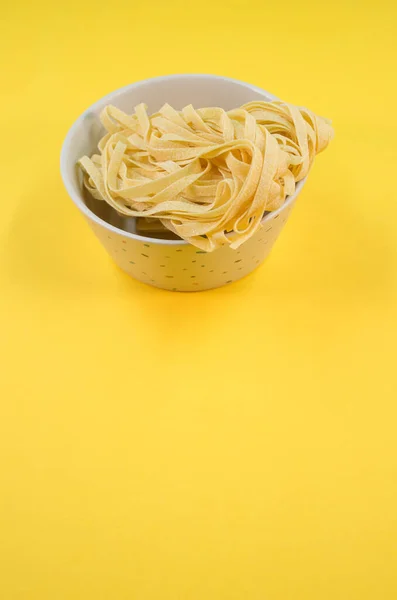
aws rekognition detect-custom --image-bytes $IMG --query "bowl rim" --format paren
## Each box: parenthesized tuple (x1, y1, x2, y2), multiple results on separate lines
(60, 73, 305, 246)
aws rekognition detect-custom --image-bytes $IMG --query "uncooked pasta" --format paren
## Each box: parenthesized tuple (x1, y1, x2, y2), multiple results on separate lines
(78, 100, 333, 251)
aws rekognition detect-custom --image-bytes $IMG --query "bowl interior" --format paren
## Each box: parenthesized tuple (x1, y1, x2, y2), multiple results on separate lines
(61, 75, 278, 239)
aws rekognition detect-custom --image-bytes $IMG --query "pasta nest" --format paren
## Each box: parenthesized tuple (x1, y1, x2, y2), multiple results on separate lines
(79, 101, 333, 251)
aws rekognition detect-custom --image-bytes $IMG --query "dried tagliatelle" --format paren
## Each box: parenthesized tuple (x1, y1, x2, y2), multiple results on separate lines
(78, 100, 333, 251)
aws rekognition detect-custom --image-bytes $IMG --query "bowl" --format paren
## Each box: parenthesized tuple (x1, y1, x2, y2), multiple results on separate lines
(60, 74, 305, 292)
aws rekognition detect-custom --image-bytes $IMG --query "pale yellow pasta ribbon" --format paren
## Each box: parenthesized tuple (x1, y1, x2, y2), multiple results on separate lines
(78, 100, 333, 251)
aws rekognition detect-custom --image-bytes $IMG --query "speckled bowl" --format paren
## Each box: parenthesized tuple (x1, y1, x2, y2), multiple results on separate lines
(60, 74, 305, 292)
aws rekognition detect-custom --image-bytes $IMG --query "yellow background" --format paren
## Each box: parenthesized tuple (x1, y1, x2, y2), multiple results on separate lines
(1, 0, 397, 598)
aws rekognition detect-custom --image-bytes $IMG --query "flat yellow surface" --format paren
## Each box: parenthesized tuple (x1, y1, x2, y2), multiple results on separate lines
(1, 1, 397, 598)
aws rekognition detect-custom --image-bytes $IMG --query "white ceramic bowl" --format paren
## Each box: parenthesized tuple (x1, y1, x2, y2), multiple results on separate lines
(60, 74, 305, 292)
